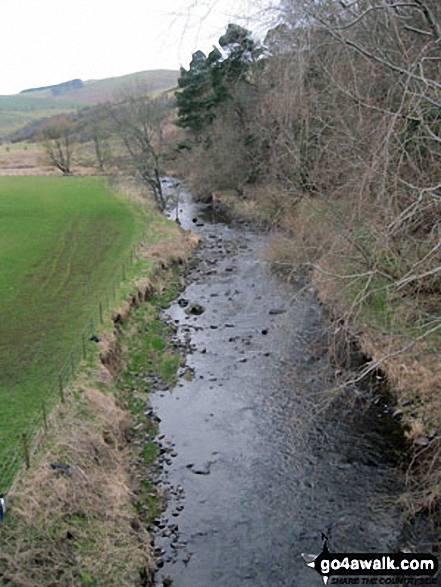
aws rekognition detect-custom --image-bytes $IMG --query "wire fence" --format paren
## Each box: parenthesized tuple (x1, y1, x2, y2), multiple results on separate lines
(0, 228, 152, 495)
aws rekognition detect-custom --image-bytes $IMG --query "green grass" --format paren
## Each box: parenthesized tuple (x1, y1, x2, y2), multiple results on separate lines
(0, 176, 147, 489)
(115, 269, 184, 525)
(143, 442, 159, 465)
(119, 307, 182, 394)
(118, 269, 184, 399)
(74, 69, 178, 102)
(0, 95, 86, 111)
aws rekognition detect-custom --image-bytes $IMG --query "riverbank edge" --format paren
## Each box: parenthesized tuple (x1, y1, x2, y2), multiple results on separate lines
(209, 186, 441, 531)
(0, 192, 200, 586)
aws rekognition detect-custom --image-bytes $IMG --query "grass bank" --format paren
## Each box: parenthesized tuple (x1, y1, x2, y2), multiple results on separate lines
(0, 190, 197, 586)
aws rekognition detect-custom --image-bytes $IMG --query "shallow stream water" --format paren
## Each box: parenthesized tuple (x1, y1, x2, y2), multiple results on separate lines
(149, 179, 407, 587)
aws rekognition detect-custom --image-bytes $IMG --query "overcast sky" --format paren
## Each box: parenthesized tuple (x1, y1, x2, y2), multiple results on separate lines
(0, 0, 273, 95)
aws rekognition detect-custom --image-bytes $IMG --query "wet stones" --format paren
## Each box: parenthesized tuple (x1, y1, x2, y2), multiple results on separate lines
(153, 519, 167, 529)
(148, 435, 189, 574)
(184, 302, 205, 316)
(186, 461, 212, 475)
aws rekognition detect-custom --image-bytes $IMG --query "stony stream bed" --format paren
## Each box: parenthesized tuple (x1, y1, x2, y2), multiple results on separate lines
(146, 180, 416, 587)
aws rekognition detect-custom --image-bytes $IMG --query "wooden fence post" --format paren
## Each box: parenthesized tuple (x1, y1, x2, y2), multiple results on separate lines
(58, 373, 65, 403)
(22, 433, 30, 469)
(42, 402, 48, 433)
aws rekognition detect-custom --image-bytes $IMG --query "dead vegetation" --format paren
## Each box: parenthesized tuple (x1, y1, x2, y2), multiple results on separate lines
(176, 3, 441, 514)
(0, 369, 154, 587)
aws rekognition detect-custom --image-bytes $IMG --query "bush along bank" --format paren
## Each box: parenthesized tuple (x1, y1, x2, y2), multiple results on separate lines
(0, 197, 198, 587)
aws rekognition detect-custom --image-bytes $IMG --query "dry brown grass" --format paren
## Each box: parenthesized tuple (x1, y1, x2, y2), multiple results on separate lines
(143, 231, 200, 267)
(210, 183, 299, 227)
(170, 0, 441, 521)
(0, 142, 109, 176)
(0, 367, 154, 587)
(359, 333, 441, 514)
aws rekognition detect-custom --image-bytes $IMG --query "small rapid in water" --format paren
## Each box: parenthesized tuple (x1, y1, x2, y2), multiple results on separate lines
(149, 179, 406, 587)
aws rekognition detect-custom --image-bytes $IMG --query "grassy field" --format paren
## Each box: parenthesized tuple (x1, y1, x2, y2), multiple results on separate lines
(0, 176, 147, 489)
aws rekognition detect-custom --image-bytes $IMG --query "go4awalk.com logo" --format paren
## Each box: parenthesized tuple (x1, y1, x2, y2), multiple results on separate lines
(302, 535, 438, 585)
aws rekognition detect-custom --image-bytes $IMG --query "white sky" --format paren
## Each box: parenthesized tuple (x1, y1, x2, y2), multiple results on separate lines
(0, 0, 273, 95)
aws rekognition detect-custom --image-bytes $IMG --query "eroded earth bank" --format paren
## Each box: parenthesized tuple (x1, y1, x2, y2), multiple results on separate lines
(148, 180, 422, 587)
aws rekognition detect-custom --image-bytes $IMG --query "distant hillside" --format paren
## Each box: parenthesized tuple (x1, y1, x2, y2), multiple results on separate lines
(65, 69, 179, 103)
(21, 79, 84, 96)
(18, 69, 179, 105)
(0, 69, 179, 139)
(0, 95, 87, 139)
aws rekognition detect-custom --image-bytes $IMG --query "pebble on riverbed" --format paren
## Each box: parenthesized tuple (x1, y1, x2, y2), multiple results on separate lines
(186, 461, 212, 475)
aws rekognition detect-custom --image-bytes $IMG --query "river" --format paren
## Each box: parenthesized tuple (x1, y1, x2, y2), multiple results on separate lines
(148, 179, 406, 587)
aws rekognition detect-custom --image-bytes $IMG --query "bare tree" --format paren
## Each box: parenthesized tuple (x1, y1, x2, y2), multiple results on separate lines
(111, 95, 169, 210)
(274, 0, 441, 289)
(255, 0, 441, 509)
(38, 117, 76, 175)
(76, 105, 111, 172)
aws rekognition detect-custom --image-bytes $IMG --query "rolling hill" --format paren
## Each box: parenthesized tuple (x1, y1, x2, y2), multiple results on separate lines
(0, 69, 179, 139)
